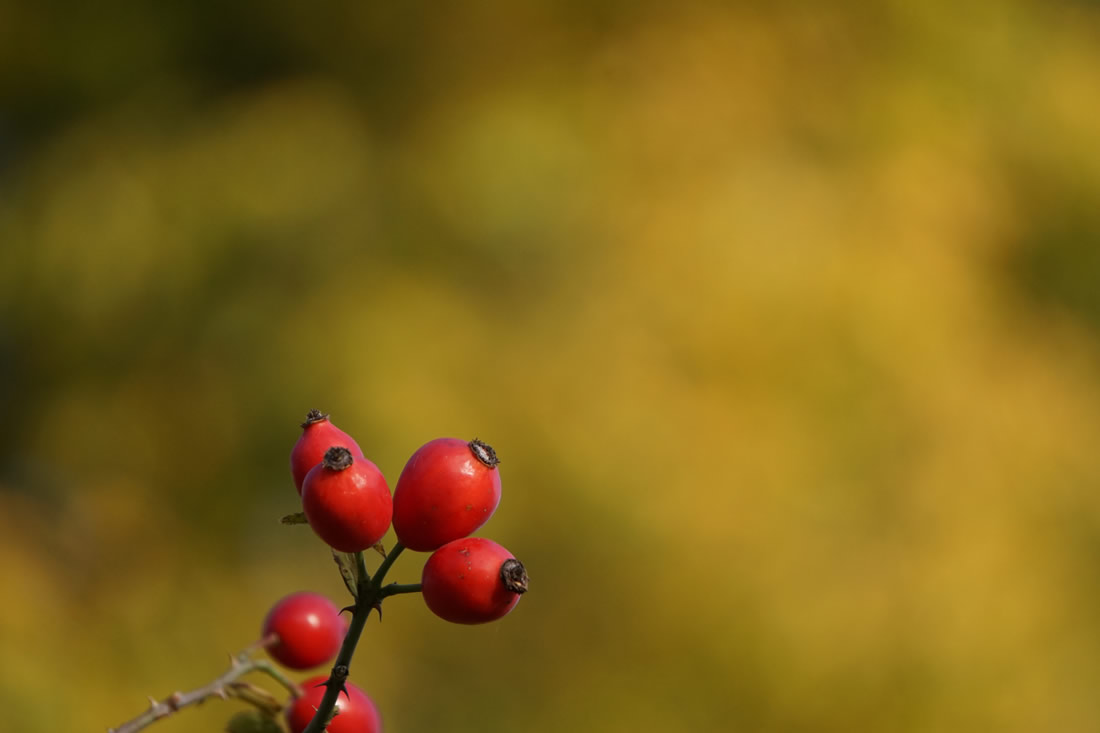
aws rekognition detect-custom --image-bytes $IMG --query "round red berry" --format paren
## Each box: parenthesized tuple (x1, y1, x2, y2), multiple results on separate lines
(285, 675, 382, 733)
(392, 438, 502, 552)
(291, 410, 365, 495)
(261, 592, 345, 670)
(421, 537, 528, 624)
(302, 446, 392, 553)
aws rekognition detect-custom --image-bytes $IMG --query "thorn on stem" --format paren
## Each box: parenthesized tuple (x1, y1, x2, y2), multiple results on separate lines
(340, 599, 383, 620)
(316, 664, 352, 700)
(313, 680, 351, 701)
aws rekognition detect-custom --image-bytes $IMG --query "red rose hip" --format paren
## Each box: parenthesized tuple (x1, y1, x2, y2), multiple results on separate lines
(421, 537, 528, 624)
(392, 438, 502, 552)
(302, 446, 392, 553)
(261, 592, 344, 670)
(291, 410, 365, 495)
(285, 675, 382, 733)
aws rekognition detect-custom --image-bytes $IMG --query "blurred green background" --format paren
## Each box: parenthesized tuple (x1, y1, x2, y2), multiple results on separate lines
(2, 1, 1100, 731)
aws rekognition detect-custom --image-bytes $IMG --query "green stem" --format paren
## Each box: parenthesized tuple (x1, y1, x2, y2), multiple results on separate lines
(380, 582, 422, 597)
(302, 543, 419, 733)
(371, 542, 405, 588)
(251, 659, 304, 699)
(356, 550, 372, 587)
(301, 551, 375, 733)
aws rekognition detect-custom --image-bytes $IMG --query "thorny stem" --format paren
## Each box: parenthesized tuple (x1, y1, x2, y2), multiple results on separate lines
(301, 552, 373, 733)
(302, 543, 416, 733)
(108, 653, 303, 733)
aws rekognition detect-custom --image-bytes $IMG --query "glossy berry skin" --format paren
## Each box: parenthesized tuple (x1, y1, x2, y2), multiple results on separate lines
(392, 438, 502, 552)
(261, 592, 344, 670)
(302, 447, 392, 553)
(421, 537, 528, 624)
(285, 675, 382, 733)
(291, 410, 365, 495)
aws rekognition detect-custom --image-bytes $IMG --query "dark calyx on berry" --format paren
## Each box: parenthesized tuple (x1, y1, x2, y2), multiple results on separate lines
(500, 558, 529, 594)
(469, 438, 500, 468)
(301, 409, 329, 428)
(322, 446, 355, 471)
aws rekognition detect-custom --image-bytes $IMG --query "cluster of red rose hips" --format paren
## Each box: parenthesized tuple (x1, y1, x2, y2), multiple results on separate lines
(108, 410, 528, 733)
(262, 410, 529, 732)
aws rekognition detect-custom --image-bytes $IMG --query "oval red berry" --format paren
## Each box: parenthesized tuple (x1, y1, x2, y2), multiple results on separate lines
(392, 438, 502, 552)
(261, 592, 344, 670)
(285, 675, 382, 733)
(291, 410, 365, 495)
(302, 446, 392, 553)
(421, 537, 528, 624)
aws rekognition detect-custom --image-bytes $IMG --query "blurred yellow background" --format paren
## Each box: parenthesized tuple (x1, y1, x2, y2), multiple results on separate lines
(2, 1, 1100, 731)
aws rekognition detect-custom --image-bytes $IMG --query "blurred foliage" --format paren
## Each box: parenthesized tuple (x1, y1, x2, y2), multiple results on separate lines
(2, 1, 1100, 731)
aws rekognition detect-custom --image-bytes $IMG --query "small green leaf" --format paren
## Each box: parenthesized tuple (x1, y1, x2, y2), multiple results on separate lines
(281, 512, 308, 525)
(332, 550, 359, 598)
